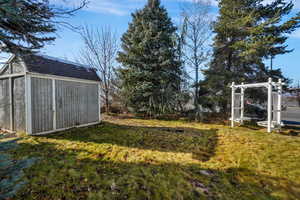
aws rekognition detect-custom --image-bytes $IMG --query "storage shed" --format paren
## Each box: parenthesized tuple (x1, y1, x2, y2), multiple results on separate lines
(0, 54, 101, 135)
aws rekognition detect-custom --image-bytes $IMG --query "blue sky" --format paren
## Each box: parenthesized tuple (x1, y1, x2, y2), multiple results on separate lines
(4, 0, 300, 85)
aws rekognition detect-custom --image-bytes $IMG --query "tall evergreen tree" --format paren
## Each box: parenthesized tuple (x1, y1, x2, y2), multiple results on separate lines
(201, 0, 300, 114)
(117, 0, 182, 117)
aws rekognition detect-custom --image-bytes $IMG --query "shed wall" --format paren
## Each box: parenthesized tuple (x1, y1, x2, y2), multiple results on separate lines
(31, 77, 53, 134)
(55, 80, 99, 129)
(12, 59, 25, 74)
(0, 57, 25, 76)
(30, 77, 99, 134)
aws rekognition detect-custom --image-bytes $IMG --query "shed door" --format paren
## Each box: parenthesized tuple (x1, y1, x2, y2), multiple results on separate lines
(13, 77, 26, 132)
(0, 78, 10, 130)
(0, 77, 25, 132)
(31, 77, 53, 134)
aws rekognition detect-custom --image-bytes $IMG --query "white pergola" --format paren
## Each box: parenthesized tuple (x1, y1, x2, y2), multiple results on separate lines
(231, 78, 284, 133)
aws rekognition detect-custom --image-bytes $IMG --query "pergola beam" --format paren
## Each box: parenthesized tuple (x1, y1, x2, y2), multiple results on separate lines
(233, 82, 285, 89)
(233, 82, 269, 88)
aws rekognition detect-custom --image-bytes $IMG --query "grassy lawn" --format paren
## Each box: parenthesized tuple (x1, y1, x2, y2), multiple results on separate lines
(1, 116, 300, 199)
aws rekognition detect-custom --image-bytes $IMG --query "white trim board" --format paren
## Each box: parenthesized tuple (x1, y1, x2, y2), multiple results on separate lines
(232, 82, 285, 89)
(27, 72, 100, 84)
(9, 77, 13, 130)
(0, 73, 25, 79)
(98, 83, 101, 122)
(0, 54, 15, 75)
(52, 79, 57, 130)
(31, 122, 101, 136)
(25, 74, 32, 134)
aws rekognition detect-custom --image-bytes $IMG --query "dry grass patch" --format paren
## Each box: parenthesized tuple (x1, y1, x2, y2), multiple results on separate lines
(1, 116, 300, 199)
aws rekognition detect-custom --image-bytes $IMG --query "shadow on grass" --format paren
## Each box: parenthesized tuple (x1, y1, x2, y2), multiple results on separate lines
(237, 121, 300, 137)
(43, 122, 219, 162)
(11, 139, 300, 200)
(0, 139, 37, 199)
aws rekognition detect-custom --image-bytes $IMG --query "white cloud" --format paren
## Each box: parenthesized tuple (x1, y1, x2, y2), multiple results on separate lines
(50, 0, 145, 16)
(50, 0, 218, 16)
(50, 0, 300, 16)
(211, 0, 300, 9)
(84, 1, 129, 16)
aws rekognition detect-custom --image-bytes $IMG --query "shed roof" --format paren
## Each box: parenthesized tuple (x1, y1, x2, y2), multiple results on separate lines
(22, 54, 100, 82)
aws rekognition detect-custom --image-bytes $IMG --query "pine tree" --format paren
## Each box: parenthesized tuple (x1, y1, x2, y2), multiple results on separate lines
(201, 0, 300, 114)
(0, 0, 87, 53)
(117, 0, 182, 117)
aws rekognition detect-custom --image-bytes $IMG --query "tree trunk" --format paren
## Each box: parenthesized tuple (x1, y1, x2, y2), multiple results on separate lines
(195, 65, 199, 107)
(194, 65, 201, 121)
(105, 91, 109, 114)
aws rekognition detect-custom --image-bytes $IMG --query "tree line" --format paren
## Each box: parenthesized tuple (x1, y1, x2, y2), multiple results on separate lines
(1, 0, 300, 120)
(116, 0, 300, 119)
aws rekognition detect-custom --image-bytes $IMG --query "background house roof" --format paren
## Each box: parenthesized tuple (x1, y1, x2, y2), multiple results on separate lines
(22, 54, 100, 82)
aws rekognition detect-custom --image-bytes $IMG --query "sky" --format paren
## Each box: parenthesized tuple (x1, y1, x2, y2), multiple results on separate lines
(2, 0, 300, 85)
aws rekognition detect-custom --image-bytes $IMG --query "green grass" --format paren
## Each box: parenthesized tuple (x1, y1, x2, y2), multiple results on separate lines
(1, 116, 300, 199)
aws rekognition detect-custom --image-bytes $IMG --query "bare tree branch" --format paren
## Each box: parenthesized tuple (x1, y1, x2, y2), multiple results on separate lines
(77, 25, 118, 113)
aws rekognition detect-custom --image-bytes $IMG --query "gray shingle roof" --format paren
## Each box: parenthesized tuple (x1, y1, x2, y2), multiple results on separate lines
(22, 54, 100, 82)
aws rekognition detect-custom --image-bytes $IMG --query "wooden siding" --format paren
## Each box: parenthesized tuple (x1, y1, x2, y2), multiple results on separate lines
(13, 77, 26, 132)
(11, 59, 25, 74)
(0, 57, 25, 76)
(55, 80, 99, 129)
(0, 78, 11, 129)
(31, 77, 53, 134)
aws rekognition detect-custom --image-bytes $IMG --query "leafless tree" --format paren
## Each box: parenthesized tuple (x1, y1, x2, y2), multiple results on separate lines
(180, 0, 213, 114)
(78, 26, 118, 113)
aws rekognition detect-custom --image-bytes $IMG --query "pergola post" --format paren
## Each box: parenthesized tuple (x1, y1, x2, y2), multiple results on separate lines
(231, 82, 235, 128)
(267, 78, 273, 133)
(240, 83, 245, 125)
(277, 79, 282, 129)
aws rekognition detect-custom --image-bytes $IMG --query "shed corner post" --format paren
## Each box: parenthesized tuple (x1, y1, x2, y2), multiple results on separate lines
(98, 83, 101, 122)
(52, 79, 56, 130)
(9, 77, 13, 131)
(277, 79, 283, 129)
(25, 74, 32, 135)
(231, 82, 235, 128)
(267, 78, 273, 133)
